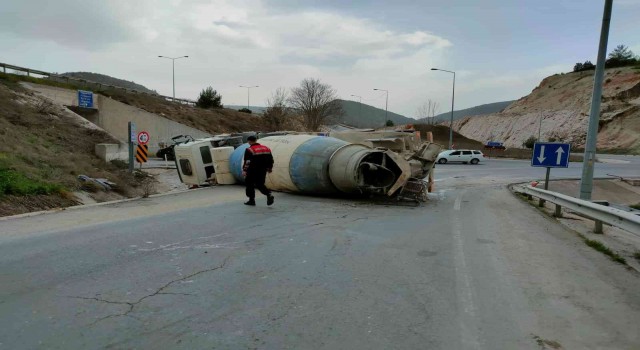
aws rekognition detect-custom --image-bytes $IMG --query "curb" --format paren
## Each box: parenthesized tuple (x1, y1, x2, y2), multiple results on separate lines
(0, 187, 212, 222)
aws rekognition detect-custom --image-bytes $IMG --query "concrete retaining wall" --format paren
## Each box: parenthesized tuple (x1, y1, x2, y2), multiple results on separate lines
(95, 143, 128, 162)
(24, 83, 212, 153)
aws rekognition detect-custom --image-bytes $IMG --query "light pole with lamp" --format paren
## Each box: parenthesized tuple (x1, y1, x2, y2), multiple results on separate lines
(239, 85, 259, 111)
(431, 68, 455, 149)
(373, 88, 388, 126)
(158, 55, 189, 100)
(351, 94, 363, 122)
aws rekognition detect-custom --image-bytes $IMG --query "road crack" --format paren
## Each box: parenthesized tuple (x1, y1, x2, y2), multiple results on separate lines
(67, 256, 231, 325)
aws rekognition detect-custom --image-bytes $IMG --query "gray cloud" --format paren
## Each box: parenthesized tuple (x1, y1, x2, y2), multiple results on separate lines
(0, 0, 138, 50)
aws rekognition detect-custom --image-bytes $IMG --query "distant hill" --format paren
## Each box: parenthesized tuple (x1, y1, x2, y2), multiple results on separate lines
(424, 100, 515, 123)
(60, 72, 157, 94)
(336, 99, 415, 128)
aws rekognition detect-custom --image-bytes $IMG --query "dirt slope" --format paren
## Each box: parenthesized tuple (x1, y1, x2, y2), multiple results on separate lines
(0, 75, 149, 216)
(413, 124, 483, 149)
(100, 89, 304, 134)
(452, 67, 640, 153)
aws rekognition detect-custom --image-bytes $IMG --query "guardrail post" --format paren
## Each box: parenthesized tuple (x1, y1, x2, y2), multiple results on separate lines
(554, 204, 562, 218)
(594, 220, 603, 234)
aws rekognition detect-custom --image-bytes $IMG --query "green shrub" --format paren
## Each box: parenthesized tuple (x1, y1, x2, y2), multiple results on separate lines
(196, 86, 223, 109)
(0, 169, 62, 196)
(239, 108, 252, 114)
(522, 136, 537, 149)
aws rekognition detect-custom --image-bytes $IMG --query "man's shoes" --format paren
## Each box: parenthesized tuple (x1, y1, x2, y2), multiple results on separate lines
(244, 200, 256, 206)
(267, 195, 274, 206)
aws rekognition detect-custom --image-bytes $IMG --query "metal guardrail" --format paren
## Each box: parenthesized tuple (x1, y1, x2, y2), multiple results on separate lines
(0, 62, 196, 106)
(515, 185, 640, 235)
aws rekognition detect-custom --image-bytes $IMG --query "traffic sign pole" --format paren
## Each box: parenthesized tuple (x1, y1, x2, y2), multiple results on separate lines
(128, 122, 136, 173)
(539, 167, 551, 207)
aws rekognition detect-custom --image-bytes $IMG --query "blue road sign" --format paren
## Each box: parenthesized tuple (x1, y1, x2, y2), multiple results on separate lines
(78, 90, 93, 108)
(531, 142, 571, 168)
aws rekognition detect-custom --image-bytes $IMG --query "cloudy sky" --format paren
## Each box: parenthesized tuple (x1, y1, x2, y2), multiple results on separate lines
(1, 0, 639, 117)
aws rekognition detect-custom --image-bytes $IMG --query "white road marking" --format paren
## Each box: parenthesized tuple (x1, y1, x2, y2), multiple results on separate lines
(452, 192, 481, 349)
(454, 195, 462, 211)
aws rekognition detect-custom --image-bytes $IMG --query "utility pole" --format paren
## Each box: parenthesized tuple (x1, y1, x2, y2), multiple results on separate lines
(240, 85, 259, 111)
(431, 68, 456, 149)
(579, 0, 613, 200)
(373, 89, 389, 126)
(158, 55, 189, 99)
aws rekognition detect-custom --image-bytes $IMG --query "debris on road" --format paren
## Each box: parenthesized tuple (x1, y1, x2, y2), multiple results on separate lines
(77, 175, 117, 192)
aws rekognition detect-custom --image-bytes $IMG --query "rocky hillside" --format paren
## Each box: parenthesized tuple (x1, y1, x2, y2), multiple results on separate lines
(423, 100, 514, 123)
(452, 67, 640, 153)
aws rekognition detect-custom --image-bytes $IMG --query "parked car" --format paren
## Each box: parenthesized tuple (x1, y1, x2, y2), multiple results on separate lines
(484, 141, 506, 150)
(436, 149, 484, 164)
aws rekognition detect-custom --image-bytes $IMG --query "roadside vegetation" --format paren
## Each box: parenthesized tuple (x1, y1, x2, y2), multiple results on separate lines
(289, 78, 344, 131)
(196, 86, 223, 109)
(573, 44, 640, 72)
(582, 237, 627, 265)
(0, 74, 145, 216)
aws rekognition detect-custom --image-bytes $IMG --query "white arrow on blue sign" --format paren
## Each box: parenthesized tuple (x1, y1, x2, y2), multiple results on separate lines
(531, 142, 571, 168)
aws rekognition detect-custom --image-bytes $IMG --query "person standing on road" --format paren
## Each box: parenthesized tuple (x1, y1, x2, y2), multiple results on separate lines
(242, 136, 275, 206)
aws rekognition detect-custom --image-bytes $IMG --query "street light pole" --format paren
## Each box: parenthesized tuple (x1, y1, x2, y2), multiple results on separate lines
(351, 94, 362, 122)
(580, 0, 613, 200)
(158, 55, 189, 99)
(538, 112, 543, 141)
(373, 89, 388, 126)
(431, 68, 456, 149)
(239, 85, 259, 111)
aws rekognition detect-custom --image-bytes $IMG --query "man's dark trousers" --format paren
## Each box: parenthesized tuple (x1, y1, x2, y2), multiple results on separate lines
(245, 170, 271, 200)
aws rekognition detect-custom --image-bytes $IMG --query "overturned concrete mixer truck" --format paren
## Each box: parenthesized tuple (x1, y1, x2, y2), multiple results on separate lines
(174, 130, 443, 198)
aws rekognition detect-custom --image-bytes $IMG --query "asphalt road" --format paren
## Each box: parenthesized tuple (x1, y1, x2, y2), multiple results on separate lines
(1, 158, 639, 349)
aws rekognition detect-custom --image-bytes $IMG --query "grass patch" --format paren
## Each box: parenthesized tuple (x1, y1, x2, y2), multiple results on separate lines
(583, 238, 626, 264)
(0, 169, 62, 196)
(634, 251, 640, 261)
(630, 203, 640, 210)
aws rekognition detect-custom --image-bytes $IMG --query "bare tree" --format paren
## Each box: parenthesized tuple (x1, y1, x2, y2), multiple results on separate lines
(263, 88, 291, 131)
(416, 99, 440, 125)
(429, 101, 440, 124)
(289, 78, 343, 131)
(416, 102, 430, 120)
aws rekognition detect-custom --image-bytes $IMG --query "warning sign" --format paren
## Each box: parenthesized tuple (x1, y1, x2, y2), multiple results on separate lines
(136, 144, 148, 163)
